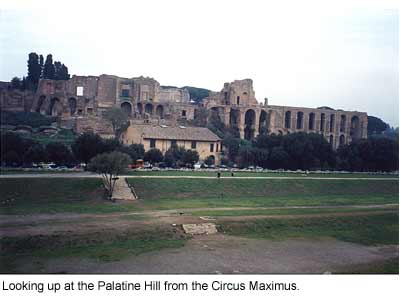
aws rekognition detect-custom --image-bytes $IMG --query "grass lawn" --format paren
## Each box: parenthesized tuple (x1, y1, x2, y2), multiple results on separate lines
(0, 177, 399, 214)
(0, 178, 141, 215)
(217, 212, 399, 246)
(128, 178, 399, 210)
(0, 226, 187, 272)
(191, 206, 398, 217)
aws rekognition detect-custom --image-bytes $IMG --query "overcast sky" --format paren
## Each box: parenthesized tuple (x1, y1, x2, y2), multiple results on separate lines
(0, 1, 399, 126)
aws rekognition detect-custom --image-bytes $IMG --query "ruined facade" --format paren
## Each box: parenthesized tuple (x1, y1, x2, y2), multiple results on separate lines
(0, 75, 367, 150)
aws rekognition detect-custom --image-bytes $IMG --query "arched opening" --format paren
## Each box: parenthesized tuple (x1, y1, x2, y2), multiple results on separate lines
(136, 103, 143, 114)
(285, 111, 291, 129)
(209, 107, 222, 124)
(244, 109, 256, 140)
(308, 112, 315, 130)
(329, 135, 334, 148)
(145, 103, 153, 115)
(340, 114, 346, 132)
(350, 116, 360, 141)
(48, 97, 62, 116)
(121, 102, 132, 117)
(156, 105, 164, 119)
(182, 110, 187, 117)
(339, 135, 345, 146)
(236, 96, 240, 105)
(320, 113, 325, 132)
(36, 95, 46, 113)
(259, 110, 269, 135)
(229, 109, 240, 128)
(297, 112, 304, 129)
(330, 114, 335, 132)
(68, 97, 77, 116)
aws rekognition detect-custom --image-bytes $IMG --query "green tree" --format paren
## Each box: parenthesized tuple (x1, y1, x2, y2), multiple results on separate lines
(43, 54, 55, 79)
(45, 142, 73, 165)
(367, 116, 389, 136)
(11, 77, 22, 89)
(27, 52, 42, 89)
(71, 132, 105, 164)
(182, 149, 199, 167)
(88, 151, 131, 199)
(118, 144, 145, 162)
(105, 107, 130, 140)
(54, 61, 70, 80)
(23, 144, 47, 164)
(144, 148, 164, 164)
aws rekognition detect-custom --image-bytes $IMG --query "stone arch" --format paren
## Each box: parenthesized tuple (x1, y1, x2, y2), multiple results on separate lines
(145, 103, 153, 115)
(136, 102, 143, 114)
(296, 112, 304, 129)
(156, 105, 164, 119)
(229, 108, 240, 128)
(36, 95, 46, 113)
(285, 111, 291, 129)
(330, 114, 335, 132)
(308, 112, 315, 130)
(339, 134, 345, 146)
(340, 114, 346, 132)
(350, 115, 360, 141)
(259, 110, 269, 134)
(329, 134, 334, 148)
(68, 97, 77, 116)
(244, 109, 256, 140)
(48, 97, 63, 116)
(320, 113, 325, 132)
(121, 102, 132, 117)
(210, 107, 223, 123)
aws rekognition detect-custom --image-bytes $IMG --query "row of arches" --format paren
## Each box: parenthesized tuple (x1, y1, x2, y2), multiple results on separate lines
(35, 96, 94, 117)
(120, 102, 165, 119)
(284, 111, 361, 140)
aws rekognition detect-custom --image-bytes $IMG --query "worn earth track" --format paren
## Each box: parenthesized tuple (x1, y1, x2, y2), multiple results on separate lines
(0, 204, 398, 237)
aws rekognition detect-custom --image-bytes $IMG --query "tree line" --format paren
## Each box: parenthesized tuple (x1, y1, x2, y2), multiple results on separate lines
(10, 52, 70, 90)
(220, 132, 398, 172)
(0, 131, 199, 169)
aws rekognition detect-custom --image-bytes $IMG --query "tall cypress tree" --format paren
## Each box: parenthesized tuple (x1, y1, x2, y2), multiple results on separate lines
(61, 64, 70, 80)
(43, 54, 55, 79)
(27, 52, 41, 89)
(39, 54, 44, 78)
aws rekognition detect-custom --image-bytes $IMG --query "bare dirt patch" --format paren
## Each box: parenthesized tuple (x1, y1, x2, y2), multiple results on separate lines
(12, 234, 398, 274)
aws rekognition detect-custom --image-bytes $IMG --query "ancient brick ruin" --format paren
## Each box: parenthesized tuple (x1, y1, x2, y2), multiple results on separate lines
(0, 75, 367, 149)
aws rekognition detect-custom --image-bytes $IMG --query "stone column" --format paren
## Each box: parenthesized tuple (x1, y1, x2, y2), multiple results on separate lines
(254, 110, 260, 138)
(239, 109, 246, 139)
(224, 107, 230, 127)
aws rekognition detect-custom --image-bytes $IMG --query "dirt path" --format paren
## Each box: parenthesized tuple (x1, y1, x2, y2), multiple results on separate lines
(111, 177, 136, 201)
(15, 234, 398, 274)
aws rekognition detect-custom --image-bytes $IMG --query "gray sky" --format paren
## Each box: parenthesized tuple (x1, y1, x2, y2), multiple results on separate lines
(0, 1, 399, 126)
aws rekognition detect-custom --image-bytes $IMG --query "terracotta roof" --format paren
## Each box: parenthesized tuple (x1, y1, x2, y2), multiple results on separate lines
(134, 125, 221, 142)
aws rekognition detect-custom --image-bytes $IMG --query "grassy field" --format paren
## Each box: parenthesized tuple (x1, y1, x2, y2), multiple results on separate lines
(128, 178, 399, 210)
(217, 212, 399, 246)
(0, 178, 398, 215)
(0, 176, 399, 274)
(0, 226, 187, 273)
(0, 178, 142, 215)
(191, 206, 398, 217)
